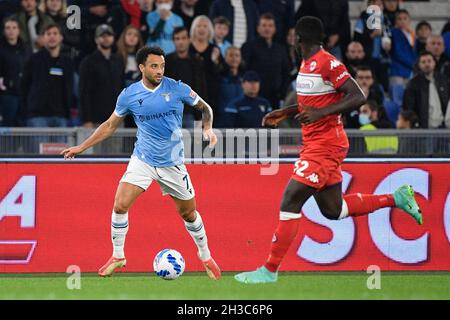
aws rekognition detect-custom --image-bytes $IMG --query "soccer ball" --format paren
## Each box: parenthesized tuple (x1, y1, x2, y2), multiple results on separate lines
(153, 249, 185, 280)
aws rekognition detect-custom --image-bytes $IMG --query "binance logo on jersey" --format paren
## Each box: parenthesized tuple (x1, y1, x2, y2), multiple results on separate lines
(330, 59, 342, 70)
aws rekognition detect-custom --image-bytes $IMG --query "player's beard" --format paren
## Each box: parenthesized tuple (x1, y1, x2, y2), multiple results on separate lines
(145, 75, 161, 86)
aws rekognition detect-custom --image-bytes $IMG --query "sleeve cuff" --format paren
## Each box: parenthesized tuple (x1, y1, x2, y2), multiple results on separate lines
(114, 110, 125, 117)
(192, 95, 200, 106)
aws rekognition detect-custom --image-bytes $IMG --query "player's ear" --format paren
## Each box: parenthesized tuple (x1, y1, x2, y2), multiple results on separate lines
(138, 63, 145, 74)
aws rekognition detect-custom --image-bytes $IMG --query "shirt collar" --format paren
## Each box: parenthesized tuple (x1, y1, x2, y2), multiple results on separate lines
(141, 78, 163, 93)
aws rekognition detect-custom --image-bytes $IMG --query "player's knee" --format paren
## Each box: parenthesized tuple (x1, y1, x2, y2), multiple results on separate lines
(179, 207, 196, 222)
(113, 199, 130, 214)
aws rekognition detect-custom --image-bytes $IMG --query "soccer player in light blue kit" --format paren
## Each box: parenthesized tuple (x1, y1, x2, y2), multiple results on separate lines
(61, 46, 221, 280)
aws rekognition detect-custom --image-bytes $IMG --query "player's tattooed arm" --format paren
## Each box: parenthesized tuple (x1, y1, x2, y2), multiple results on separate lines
(193, 97, 214, 130)
(297, 78, 366, 125)
(193, 98, 218, 147)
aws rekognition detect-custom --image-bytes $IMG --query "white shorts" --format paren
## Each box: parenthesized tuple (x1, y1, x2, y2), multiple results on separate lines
(120, 156, 195, 200)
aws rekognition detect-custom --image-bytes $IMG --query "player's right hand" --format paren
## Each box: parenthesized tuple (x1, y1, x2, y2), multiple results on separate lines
(60, 146, 84, 160)
(262, 109, 287, 128)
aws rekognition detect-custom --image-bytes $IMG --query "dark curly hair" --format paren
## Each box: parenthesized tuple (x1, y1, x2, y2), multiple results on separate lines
(136, 46, 165, 66)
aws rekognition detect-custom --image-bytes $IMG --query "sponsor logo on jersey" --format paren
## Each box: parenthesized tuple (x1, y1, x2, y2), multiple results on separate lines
(336, 71, 350, 82)
(296, 73, 336, 95)
(330, 59, 342, 70)
(296, 79, 314, 89)
(138, 110, 177, 122)
(309, 61, 317, 71)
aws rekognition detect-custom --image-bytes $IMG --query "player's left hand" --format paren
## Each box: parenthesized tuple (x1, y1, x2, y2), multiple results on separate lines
(295, 106, 326, 125)
(203, 128, 217, 148)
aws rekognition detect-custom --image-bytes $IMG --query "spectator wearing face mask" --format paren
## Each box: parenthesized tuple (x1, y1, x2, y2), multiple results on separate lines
(358, 100, 392, 129)
(359, 100, 398, 154)
(146, 0, 184, 54)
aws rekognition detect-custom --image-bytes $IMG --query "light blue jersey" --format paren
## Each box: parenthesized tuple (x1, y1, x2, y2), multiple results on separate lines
(146, 11, 184, 54)
(114, 77, 200, 167)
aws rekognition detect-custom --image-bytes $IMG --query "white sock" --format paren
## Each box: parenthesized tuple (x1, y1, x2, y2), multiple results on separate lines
(184, 211, 211, 261)
(111, 211, 128, 259)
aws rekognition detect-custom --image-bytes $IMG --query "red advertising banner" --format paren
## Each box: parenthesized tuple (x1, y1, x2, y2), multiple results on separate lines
(0, 161, 449, 273)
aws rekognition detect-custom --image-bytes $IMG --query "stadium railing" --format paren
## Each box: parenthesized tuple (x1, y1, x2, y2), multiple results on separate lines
(0, 127, 449, 158)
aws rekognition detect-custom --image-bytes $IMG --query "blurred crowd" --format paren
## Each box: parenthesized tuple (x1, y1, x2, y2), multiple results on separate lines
(0, 0, 449, 132)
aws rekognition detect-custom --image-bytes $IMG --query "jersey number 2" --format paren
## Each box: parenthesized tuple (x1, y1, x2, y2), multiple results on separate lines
(294, 160, 309, 177)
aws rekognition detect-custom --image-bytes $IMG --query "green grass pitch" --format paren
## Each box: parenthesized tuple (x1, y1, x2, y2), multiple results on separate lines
(0, 272, 449, 300)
